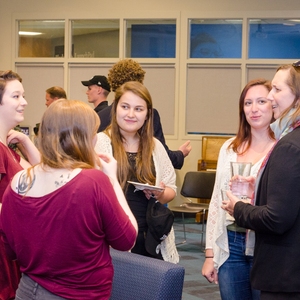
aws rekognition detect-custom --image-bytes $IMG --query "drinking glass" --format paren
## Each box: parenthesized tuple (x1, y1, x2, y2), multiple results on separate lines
(221, 189, 229, 201)
(230, 162, 252, 199)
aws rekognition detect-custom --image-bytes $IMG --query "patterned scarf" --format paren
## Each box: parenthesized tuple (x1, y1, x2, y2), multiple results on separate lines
(245, 110, 300, 256)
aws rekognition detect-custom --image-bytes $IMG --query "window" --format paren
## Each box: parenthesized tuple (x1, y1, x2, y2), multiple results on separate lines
(18, 20, 65, 57)
(189, 19, 242, 58)
(249, 19, 300, 59)
(71, 19, 119, 58)
(126, 19, 176, 58)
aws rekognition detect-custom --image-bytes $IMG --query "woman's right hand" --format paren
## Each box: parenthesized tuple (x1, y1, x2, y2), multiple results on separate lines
(98, 153, 118, 180)
(202, 258, 218, 284)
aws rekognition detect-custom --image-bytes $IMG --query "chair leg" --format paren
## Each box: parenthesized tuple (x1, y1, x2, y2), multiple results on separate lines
(199, 209, 207, 251)
(175, 209, 208, 250)
(176, 212, 186, 245)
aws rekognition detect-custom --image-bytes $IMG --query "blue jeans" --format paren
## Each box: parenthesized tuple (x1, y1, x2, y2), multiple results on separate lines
(16, 273, 66, 300)
(218, 230, 260, 300)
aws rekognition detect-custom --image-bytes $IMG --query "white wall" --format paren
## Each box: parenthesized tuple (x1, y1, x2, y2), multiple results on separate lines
(1, 0, 300, 205)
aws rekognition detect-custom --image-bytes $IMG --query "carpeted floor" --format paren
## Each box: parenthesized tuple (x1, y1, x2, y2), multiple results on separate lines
(174, 217, 221, 300)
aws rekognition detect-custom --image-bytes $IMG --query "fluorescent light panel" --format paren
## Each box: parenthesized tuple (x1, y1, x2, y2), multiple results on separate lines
(19, 31, 42, 36)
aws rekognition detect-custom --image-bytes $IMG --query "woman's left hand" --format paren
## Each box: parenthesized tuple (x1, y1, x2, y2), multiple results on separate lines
(144, 182, 165, 200)
(221, 190, 241, 216)
(98, 153, 118, 180)
(7, 129, 28, 145)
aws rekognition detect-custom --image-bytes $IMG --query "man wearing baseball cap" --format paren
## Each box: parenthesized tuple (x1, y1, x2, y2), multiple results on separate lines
(81, 75, 111, 113)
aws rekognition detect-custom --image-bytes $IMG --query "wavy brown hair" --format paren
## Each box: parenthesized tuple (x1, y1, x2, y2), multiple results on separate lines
(0, 70, 22, 104)
(108, 59, 145, 92)
(38, 99, 100, 169)
(229, 78, 274, 154)
(106, 81, 155, 188)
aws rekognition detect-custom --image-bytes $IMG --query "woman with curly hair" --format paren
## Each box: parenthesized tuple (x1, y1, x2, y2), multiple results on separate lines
(97, 58, 191, 170)
(107, 59, 145, 92)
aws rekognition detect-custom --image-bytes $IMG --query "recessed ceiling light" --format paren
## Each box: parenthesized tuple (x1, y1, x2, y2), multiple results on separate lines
(19, 31, 42, 36)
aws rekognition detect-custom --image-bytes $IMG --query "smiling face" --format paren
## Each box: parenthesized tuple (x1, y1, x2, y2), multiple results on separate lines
(116, 91, 148, 136)
(0, 79, 27, 129)
(268, 69, 296, 119)
(244, 85, 273, 130)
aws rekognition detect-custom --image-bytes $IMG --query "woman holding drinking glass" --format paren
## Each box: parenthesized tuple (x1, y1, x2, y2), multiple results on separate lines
(223, 62, 300, 299)
(202, 79, 275, 300)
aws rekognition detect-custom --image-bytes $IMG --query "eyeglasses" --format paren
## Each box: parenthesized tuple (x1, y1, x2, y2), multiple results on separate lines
(292, 60, 300, 67)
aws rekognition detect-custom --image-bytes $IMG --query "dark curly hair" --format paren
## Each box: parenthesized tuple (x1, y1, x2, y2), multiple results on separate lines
(108, 59, 146, 92)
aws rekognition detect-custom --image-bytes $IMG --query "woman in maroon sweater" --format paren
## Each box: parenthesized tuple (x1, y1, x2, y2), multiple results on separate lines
(0, 70, 40, 300)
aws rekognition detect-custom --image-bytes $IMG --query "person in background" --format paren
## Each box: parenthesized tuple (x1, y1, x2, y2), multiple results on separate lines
(0, 70, 40, 300)
(202, 79, 275, 300)
(97, 59, 192, 170)
(95, 81, 179, 263)
(81, 75, 111, 113)
(1, 99, 137, 300)
(33, 86, 67, 136)
(45, 86, 67, 107)
(222, 62, 300, 299)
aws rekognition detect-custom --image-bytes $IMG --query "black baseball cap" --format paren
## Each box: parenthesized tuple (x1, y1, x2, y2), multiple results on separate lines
(81, 75, 111, 92)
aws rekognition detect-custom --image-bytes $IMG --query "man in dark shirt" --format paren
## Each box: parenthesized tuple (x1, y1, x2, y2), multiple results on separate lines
(98, 59, 191, 170)
(81, 75, 111, 113)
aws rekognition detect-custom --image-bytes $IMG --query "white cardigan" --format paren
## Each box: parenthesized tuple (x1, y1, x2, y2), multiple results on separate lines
(95, 132, 177, 192)
(206, 137, 264, 270)
(95, 132, 179, 263)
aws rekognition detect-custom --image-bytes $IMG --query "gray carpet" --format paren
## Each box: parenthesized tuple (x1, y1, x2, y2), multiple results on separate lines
(174, 218, 221, 300)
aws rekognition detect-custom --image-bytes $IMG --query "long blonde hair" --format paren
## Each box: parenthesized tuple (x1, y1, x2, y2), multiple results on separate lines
(38, 99, 100, 169)
(276, 64, 300, 125)
(107, 81, 155, 188)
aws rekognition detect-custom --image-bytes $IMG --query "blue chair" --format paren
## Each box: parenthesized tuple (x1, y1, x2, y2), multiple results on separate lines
(110, 248, 185, 300)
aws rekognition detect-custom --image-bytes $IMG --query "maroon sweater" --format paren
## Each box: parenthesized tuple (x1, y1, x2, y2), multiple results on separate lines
(1, 169, 136, 299)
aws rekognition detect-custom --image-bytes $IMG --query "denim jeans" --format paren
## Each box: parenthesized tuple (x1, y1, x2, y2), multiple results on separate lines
(15, 274, 66, 300)
(218, 230, 260, 300)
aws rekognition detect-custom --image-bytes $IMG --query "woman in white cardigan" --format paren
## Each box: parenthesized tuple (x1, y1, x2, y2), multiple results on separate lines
(202, 79, 275, 299)
(95, 81, 178, 263)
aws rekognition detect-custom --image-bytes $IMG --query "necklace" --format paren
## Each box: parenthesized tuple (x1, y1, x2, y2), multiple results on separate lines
(0, 136, 18, 163)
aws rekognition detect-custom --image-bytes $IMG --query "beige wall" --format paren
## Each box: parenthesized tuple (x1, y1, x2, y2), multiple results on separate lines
(1, 0, 300, 205)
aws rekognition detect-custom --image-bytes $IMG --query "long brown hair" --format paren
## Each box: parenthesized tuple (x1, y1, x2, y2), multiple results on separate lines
(38, 99, 100, 169)
(106, 81, 155, 188)
(229, 78, 274, 154)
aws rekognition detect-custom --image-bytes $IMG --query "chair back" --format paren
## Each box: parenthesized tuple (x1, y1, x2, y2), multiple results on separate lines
(198, 135, 232, 170)
(180, 171, 216, 199)
(110, 248, 185, 300)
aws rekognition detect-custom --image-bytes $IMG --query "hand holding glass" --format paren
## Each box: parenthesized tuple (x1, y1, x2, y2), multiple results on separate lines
(230, 162, 252, 199)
